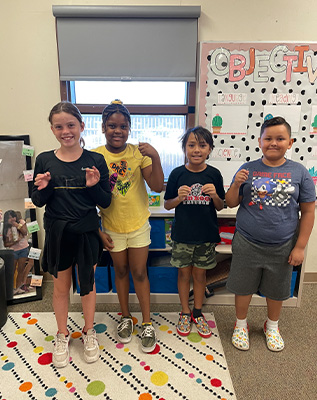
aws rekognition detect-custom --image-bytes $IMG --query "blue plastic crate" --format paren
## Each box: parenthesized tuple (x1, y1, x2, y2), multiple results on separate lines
(147, 252, 178, 293)
(75, 266, 111, 294)
(148, 266, 178, 293)
(110, 266, 135, 293)
(149, 218, 166, 249)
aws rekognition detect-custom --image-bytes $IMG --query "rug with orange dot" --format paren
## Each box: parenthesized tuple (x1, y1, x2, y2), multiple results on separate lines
(0, 312, 236, 400)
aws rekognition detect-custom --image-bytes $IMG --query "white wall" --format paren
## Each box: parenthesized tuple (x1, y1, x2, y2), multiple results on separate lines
(1, 0, 316, 273)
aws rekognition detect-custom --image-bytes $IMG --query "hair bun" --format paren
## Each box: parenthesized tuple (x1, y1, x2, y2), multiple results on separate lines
(111, 99, 123, 105)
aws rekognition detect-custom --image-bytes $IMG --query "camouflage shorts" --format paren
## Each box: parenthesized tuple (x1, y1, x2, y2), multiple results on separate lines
(171, 241, 217, 270)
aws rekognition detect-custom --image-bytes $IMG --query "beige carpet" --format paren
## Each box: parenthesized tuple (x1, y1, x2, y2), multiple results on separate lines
(0, 312, 236, 400)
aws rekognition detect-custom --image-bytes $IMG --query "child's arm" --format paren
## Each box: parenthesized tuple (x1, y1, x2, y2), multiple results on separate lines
(288, 201, 315, 266)
(225, 169, 249, 208)
(31, 156, 55, 207)
(3, 230, 15, 247)
(139, 143, 164, 193)
(202, 184, 224, 211)
(164, 185, 191, 210)
(85, 160, 112, 209)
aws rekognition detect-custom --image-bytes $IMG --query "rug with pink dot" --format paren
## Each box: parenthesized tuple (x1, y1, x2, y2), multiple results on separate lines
(0, 312, 236, 400)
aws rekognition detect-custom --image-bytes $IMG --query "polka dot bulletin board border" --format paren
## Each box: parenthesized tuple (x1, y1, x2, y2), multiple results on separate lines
(0, 312, 236, 400)
(198, 42, 317, 184)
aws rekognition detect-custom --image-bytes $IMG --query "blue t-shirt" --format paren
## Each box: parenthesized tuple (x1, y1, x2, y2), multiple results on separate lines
(232, 158, 316, 245)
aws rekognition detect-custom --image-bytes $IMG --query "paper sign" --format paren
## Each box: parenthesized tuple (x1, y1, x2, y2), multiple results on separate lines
(310, 105, 317, 134)
(22, 144, 34, 157)
(23, 169, 34, 182)
(211, 105, 249, 135)
(31, 274, 43, 287)
(28, 247, 41, 260)
(269, 93, 299, 104)
(24, 198, 36, 209)
(218, 93, 247, 105)
(312, 146, 317, 157)
(211, 147, 241, 159)
(26, 221, 40, 233)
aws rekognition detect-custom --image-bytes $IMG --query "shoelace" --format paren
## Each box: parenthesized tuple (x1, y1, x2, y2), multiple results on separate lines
(141, 325, 155, 338)
(83, 331, 98, 349)
(118, 319, 132, 333)
(55, 336, 68, 354)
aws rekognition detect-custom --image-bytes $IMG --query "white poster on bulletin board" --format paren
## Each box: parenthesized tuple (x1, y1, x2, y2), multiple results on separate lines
(198, 42, 317, 169)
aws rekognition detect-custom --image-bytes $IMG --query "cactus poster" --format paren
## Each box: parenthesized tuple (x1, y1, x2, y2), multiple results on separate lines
(198, 42, 317, 166)
(211, 105, 249, 135)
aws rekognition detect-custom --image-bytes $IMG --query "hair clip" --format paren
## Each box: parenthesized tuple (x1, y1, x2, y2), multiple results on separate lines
(111, 99, 123, 105)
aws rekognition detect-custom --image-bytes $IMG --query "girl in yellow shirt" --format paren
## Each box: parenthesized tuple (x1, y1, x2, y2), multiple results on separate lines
(94, 100, 164, 352)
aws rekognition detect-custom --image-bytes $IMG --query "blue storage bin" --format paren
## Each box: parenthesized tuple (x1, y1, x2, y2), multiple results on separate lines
(75, 265, 111, 294)
(147, 252, 178, 293)
(110, 266, 135, 293)
(149, 218, 166, 249)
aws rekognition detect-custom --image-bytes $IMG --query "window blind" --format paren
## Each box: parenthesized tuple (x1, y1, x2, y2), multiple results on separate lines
(53, 5, 201, 82)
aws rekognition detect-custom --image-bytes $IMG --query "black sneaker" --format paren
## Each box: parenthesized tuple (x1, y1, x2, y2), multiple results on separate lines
(140, 323, 156, 353)
(117, 316, 133, 343)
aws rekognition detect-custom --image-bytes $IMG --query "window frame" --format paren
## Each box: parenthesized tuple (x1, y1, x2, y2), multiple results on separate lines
(60, 81, 196, 128)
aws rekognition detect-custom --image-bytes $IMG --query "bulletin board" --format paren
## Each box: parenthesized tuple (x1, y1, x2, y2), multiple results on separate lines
(198, 42, 317, 190)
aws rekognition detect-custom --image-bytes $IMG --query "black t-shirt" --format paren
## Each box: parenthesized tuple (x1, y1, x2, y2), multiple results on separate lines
(31, 149, 111, 223)
(164, 165, 225, 244)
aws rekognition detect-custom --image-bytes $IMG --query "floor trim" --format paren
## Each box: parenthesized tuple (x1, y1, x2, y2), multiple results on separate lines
(304, 272, 317, 283)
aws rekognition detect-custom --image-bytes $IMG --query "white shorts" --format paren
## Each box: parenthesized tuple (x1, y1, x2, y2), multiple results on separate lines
(103, 221, 151, 253)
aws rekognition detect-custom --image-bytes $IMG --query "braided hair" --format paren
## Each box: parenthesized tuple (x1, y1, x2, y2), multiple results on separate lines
(102, 100, 131, 127)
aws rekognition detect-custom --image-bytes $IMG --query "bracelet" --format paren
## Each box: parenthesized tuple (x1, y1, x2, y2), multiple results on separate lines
(17, 223, 23, 230)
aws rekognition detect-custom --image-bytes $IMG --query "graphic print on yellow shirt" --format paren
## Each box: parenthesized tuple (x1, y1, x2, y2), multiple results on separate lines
(93, 144, 152, 233)
(108, 160, 132, 197)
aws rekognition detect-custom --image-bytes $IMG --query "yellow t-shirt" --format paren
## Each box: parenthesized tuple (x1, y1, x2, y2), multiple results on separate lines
(93, 144, 152, 233)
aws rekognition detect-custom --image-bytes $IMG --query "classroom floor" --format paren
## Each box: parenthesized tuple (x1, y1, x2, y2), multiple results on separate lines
(7, 281, 317, 400)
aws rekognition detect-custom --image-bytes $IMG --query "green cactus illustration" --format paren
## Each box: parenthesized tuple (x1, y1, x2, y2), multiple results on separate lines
(212, 114, 223, 127)
(312, 115, 317, 128)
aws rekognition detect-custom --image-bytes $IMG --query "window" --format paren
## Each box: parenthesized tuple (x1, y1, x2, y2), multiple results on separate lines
(61, 80, 196, 180)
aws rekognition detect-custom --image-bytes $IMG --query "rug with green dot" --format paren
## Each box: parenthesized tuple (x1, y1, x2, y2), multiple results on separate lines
(0, 312, 236, 400)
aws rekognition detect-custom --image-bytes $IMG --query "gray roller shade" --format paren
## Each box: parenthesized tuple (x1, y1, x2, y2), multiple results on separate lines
(53, 6, 200, 82)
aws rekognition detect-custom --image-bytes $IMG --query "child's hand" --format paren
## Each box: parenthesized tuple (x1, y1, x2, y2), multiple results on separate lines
(34, 172, 51, 190)
(233, 169, 249, 187)
(202, 183, 217, 198)
(100, 231, 114, 251)
(85, 166, 100, 187)
(138, 142, 159, 159)
(178, 185, 191, 202)
(288, 247, 305, 266)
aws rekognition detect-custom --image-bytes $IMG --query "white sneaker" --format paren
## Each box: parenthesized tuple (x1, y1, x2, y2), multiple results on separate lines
(53, 333, 70, 368)
(82, 328, 100, 363)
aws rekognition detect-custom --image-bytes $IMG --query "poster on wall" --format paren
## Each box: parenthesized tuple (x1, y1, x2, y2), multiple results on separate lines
(198, 42, 317, 176)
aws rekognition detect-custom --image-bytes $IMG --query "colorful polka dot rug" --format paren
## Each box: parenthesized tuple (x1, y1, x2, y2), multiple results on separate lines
(0, 312, 236, 400)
